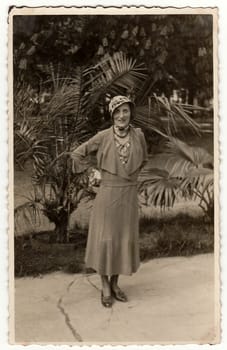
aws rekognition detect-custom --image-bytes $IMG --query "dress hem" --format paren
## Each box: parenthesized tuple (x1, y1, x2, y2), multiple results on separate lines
(85, 262, 140, 276)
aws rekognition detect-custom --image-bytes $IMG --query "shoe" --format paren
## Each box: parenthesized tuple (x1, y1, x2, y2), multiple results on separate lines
(111, 288, 128, 302)
(101, 291, 112, 308)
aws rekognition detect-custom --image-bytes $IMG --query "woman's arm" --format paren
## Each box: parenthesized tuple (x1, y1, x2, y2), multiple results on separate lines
(138, 128, 148, 169)
(70, 132, 102, 173)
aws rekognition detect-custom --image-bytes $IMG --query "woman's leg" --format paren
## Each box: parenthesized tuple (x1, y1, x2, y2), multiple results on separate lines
(100, 275, 112, 307)
(110, 275, 119, 291)
(100, 275, 111, 297)
(110, 275, 128, 302)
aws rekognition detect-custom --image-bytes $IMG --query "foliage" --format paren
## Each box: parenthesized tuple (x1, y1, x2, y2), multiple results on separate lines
(134, 94, 201, 140)
(139, 137, 214, 222)
(13, 14, 213, 104)
(13, 15, 214, 239)
(83, 51, 147, 118)
(14, 53, 148, 242)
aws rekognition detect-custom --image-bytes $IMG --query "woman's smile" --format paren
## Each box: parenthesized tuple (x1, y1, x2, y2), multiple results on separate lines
(113, 103, 131, 129)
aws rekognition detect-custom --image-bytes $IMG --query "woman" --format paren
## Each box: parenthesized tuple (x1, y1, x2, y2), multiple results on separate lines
(71, 95, 148, 307)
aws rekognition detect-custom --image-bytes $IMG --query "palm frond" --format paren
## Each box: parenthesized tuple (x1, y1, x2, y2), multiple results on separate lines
(162, 137, 213, 177)
(45, 73, 83, 122)
(14, 202, 43, 235)
(133, 105, 168, 138)
(179, 171, 214, 220)
(132, 94, 202, 138)
(138, 135, 214, 213)
(83, 52, 147, 116)
(138, 168, 181, 209)
(180, 170, 213, 197)
(150, 94, 201, 135)
(14, 117, 49, 170)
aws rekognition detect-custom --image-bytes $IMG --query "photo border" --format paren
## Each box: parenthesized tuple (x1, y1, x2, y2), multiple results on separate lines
(8, 5, 220, 346)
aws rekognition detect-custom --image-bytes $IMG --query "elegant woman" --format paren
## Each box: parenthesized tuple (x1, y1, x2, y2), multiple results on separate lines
(71, 95, 148, 307)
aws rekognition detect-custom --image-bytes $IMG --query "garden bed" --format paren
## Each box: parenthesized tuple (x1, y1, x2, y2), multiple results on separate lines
(15, 214, 214, 277)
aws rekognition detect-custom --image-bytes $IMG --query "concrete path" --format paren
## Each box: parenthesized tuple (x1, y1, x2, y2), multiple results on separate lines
(14, 254, 219, 345)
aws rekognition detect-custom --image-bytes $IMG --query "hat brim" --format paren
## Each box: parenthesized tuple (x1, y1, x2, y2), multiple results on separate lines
(110, 101, 135, 119)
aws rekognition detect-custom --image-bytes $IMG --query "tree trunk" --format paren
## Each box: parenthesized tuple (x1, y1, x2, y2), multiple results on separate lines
(188, 87, 195, 105)
(55, 213, 69, 243)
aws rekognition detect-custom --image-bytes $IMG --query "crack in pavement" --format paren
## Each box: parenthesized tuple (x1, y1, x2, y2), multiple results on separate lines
(57, 296, 83, 342)
(86, 275, 100, 292)
(86, 275, 115, 323)
(58, 273, 115, 338)
(57, 276, 83, 342)
(66, 275, 80, 293)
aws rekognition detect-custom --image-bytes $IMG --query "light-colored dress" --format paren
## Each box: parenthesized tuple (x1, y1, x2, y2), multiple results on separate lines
(71, 126, 147, 275)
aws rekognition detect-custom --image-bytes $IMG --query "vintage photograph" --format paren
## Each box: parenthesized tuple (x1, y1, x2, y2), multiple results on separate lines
(9, 7, 219, 345)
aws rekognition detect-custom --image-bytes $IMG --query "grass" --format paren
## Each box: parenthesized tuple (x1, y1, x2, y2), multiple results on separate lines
(139, 214, 213, 261)
(15, 213, 214, 277)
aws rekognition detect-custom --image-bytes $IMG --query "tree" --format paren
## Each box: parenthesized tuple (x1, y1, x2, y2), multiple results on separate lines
(13, 14, 213, 104)
(14, 53, 148, 242)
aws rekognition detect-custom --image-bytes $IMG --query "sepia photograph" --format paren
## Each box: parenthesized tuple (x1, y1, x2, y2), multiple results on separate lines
(8, 6, 219, 345)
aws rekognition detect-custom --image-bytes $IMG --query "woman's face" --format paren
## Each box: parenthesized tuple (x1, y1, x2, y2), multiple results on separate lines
(113, 103, 131, 129)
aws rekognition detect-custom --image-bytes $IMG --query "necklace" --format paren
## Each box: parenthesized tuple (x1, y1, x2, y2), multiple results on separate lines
(113, 125, 130, 138)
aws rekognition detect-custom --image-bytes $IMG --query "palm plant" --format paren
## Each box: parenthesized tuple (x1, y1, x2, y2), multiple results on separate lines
(138, 137, 214, 222)
(14, 52, 148, 242)
(14, 52, 211, 242)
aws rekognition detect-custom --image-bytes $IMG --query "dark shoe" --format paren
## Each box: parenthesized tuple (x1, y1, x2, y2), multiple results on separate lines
(101, 292, 112, 308)
(111, 288, 128, 302)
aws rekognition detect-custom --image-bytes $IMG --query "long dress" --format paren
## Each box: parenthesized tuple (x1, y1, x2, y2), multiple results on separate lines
(71, 126, 147, 276)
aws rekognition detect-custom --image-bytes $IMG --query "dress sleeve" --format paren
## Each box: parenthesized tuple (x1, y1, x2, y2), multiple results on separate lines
(138, 129, 148, 168)
(70, 132, 102, 172)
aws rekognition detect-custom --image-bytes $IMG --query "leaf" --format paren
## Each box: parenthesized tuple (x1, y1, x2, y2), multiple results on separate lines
(134, 94, 201, 137)
(163, 137, 213, 177)
(83, 52, 147, 117)
(133, 105, 168, 138)
(14, 202, 43, 235)
(138, 168, 181, 209)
